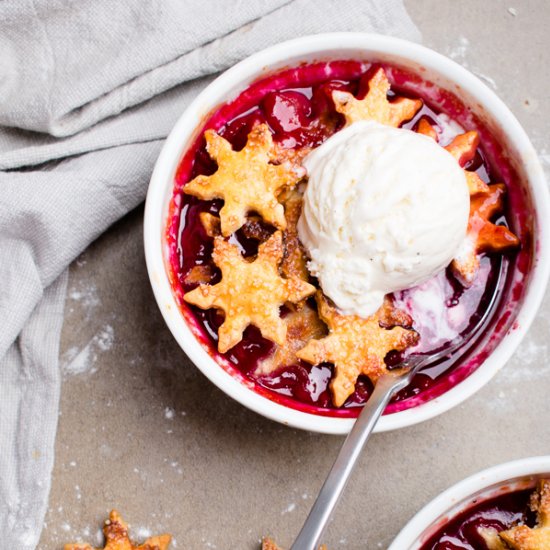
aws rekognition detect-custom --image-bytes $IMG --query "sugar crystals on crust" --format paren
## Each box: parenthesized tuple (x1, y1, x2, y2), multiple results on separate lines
(184, 231, 316, 353)
(296, 293, 419, 407)
(332, 67, 422, 128)
(184, 123, 305, 236)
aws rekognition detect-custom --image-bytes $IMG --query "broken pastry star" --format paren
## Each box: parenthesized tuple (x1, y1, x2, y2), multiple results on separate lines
(183, 123, 305, 236)
(453, 182, 520, 286)
(332, 67, 422, 128)
(443, 130, 491, 195)
(256, 302, 327, 375)
(417, 123, 520, 286)
(297, 293, 419, 407)
(278, 186, 310, 283)
(479, 479, 550, 550)
(64, 510, 171, 550)
(500, 479, 550, 549)
(184, 231, 316, 353)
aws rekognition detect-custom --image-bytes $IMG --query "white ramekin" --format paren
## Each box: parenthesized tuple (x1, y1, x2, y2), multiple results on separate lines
(143, 33, 549, 434)
(389, 456, 550, 549)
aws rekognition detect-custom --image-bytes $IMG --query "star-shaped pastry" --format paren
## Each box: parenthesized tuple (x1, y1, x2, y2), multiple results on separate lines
(184, 123, 305, 236)
(64, 510, 171, 550)
(200, 188, 310, 285)
(296, 293, 419, 407)
(332, 67, 422, 128)
(452, 182, 520, 285)
(256, 302, 327, 375)
(184, 231, 316, 353)
(417, 122, 489, 195)
(415, 122, 520, 286)
(499, 479, 550, 549)
(443, 130, 491, 195)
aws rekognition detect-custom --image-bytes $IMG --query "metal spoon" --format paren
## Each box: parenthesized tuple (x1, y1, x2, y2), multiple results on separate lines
(290, 264, 502, 550)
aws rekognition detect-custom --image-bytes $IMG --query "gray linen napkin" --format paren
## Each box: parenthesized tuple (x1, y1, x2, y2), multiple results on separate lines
(0, 1, 420, 547)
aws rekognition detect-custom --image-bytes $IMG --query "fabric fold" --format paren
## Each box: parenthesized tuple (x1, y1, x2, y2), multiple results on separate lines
(0, 0, 421, 170)
(0, 271, 68, 549)
(0, 0, 292, 136)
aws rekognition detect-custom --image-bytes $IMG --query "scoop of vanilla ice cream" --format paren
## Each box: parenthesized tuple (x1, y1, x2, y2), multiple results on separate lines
(298, 120, 470, 318)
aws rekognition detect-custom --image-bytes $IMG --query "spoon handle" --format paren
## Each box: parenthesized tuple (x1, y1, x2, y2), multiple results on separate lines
(290, 374, 400, 550)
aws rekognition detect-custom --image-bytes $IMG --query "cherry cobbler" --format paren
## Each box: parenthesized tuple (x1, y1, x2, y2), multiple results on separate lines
(421, 479, 550, 550)
(166, 61, 524, 415)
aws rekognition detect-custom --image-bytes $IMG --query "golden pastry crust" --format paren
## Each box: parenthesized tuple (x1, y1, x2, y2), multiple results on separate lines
(256, 301, 328, 375)
(184, 124, 305, 236)
(199, 211, 221, 238)
(332, 67, 422, 128)
(189, 203, 309, 298)
(241, 217, 274, 243)
(418, 122, 520, 286)
(271, 141, 312, 165)
(416, 117, 438, 141)
(183, 264, 215, 286)
(499, 480, 550, 549)
(64, 510, 171, 550)
(296, 293, 419, 407)
(184, 231, 316, 353)
(452, 183, 520, 286)
(278, 186, 310, 283)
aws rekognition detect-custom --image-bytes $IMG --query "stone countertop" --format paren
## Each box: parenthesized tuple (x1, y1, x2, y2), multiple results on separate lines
(39, 1, 550, 548)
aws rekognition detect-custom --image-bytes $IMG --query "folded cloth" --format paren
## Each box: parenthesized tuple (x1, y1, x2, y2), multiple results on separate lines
(0, 1, 420, 547)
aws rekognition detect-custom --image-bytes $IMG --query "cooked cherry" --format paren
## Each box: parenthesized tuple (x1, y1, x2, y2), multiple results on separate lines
(261, 90, 311, 134)
(220, 109, 267, 150)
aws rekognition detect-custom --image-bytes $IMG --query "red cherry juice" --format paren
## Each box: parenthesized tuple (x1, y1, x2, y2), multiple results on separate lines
(166, 60, 525, 417)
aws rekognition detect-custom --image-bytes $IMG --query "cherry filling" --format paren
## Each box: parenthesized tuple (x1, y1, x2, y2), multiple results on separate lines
(167, 60, 520, 417)
(419, 489, 535, 550)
